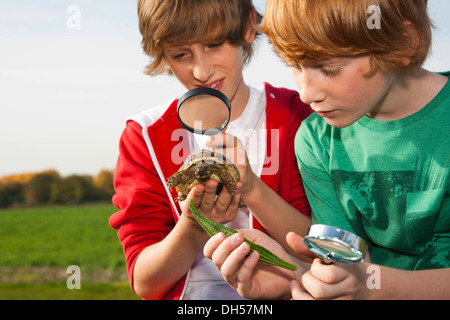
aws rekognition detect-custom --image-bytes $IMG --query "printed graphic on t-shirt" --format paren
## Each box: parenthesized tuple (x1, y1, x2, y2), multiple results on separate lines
(330, 153, 449, 250)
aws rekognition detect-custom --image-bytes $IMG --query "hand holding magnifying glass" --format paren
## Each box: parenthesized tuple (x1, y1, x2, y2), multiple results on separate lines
(304, 225, 368, 265)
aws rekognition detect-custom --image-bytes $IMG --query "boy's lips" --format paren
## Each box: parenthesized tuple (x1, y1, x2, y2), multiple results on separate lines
(196, 78, 224, 91)
(316, 110, 337, 118)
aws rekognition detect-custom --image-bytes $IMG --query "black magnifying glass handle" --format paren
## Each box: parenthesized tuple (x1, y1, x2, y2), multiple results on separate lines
(320, 257, 334, 265)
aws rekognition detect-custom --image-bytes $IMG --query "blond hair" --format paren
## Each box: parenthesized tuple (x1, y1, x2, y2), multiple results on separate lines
(138, 0, 262, 75)
(262, 0, 433, 75)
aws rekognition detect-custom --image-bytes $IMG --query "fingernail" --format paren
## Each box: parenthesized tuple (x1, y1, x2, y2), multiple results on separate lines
(238, 242, 248, 252)
(249, 250, 259, 260)
(206, 181, 218, 191)
(213, 232, 225, 241)
(193, 185, 205, 194)
(231, 233, 241, 245)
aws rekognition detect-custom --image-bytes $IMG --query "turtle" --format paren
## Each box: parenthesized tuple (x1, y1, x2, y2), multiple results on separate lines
(167, 149, 245, 207)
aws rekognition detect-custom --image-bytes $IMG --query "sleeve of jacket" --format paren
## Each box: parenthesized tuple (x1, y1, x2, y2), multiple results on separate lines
(109, 120, 175, 289)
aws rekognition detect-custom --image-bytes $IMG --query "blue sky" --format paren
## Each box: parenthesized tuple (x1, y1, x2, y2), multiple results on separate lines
(0, 0, 449, 177)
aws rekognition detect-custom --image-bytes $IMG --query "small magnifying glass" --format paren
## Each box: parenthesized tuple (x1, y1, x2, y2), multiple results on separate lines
(177, 87, 231, 136)
(304, 224, 368, 265)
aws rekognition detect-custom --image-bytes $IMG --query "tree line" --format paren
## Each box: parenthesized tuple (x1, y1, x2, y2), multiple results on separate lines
(0, 169, 115, 208)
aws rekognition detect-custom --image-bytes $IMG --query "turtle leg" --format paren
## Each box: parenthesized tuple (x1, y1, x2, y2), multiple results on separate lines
(216, 167, 236, 195)
(168, 169, 196, 189)
(216, 168, 246, 207)
(238, 199, 246, 208)
(167, 171, 184, 189)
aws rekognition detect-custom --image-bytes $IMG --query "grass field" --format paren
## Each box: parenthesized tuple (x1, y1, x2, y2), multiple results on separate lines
(0, 204, 139, 300)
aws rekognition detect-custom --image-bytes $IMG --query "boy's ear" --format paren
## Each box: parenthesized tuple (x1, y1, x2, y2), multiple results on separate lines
(400, 21, 420, 67)
(244, 8, 258, 44)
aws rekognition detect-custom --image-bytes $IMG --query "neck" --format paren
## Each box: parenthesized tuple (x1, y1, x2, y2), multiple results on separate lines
(367, 69, 447, 121)
(229, 76, 250, 122)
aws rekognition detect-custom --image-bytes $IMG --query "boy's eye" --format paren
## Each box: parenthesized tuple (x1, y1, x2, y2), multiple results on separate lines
(207, 42, 224, 49)
(320, 66, 343, 77)
(171, 52, 187, 60)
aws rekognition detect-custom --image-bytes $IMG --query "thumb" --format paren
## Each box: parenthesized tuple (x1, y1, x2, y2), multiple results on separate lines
(286, 231, 316, 262)
(181, 184, 205, 216)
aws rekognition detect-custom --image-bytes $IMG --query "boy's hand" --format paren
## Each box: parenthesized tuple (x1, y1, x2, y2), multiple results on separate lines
(179, 179, 242, 225)
(206, 133, 256, 197)
(298, 258, 371, 300)
(204, 229, 304, 299)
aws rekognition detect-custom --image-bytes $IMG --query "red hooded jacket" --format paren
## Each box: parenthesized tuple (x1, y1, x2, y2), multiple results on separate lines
(109, 83, 312, 299)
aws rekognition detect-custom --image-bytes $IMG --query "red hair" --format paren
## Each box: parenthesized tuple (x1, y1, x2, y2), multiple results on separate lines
(262, 0, 433, 75)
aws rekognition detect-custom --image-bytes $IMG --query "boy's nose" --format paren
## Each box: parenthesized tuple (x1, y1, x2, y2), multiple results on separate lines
(299, 83, 326, 106)
(192, 55, 214, 83)
(294, 71, 326, 105)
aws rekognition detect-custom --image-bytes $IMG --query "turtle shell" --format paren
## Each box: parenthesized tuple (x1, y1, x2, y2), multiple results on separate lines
(167, 149, 245, 207)
(179, 149, 235, 171)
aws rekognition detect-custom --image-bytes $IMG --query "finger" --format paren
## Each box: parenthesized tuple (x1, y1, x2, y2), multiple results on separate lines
(220, 241, 253, 282)
(204, 232, 226, 259)
(290, 280, 314, 300)
(301, 270, 329, 299)
(310, 258, 347, 284)
(198, 179, 219, 211)
(180, 184, 205, 218)
(214, 184, 234, 212)
(286, 232, 315, 262)
(230, 182, 243, 212)
(301, 261, 349, 300)
(215, 182, 242, 220)
(235, 249, 259, 285)
(186, 184, 205, 208)
(210, 233, 244, 270)
(302, 273, 351, 300)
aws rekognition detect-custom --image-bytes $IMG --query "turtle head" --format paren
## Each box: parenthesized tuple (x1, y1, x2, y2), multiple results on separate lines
(194, 165, 212, 182)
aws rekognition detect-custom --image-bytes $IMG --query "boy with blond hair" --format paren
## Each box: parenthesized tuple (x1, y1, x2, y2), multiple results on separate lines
(204, 0, 450, 299)
(109, 0, 312, 300)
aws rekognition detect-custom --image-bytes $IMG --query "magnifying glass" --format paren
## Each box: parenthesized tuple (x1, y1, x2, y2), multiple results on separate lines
(177, 87, 231, 136)
(304, 224, 368, 264)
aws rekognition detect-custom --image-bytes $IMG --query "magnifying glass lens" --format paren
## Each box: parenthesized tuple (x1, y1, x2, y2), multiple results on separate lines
(304, 225, 368, 264)
(177, 87, 231, 136)
(307, 238, 363, 259)
(178, 94, 229, 133)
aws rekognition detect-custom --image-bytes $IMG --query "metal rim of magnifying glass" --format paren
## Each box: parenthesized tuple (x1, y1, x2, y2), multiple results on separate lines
(177, 87, 231, 135)
(304, 224, 368, 264)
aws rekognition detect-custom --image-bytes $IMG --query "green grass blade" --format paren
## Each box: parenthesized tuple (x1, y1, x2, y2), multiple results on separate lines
(189, 200, 297, 271)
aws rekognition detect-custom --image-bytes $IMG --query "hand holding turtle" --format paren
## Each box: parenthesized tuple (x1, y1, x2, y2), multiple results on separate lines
(167, 148, 244, 225)
(205, 133, 257, 198)
(179, 179, 243, 226)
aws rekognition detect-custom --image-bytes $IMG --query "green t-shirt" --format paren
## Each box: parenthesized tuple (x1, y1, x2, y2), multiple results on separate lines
(295, 72, 450, 270)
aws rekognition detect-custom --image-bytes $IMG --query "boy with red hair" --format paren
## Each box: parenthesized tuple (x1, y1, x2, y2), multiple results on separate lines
(205, 0, 450, 299)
